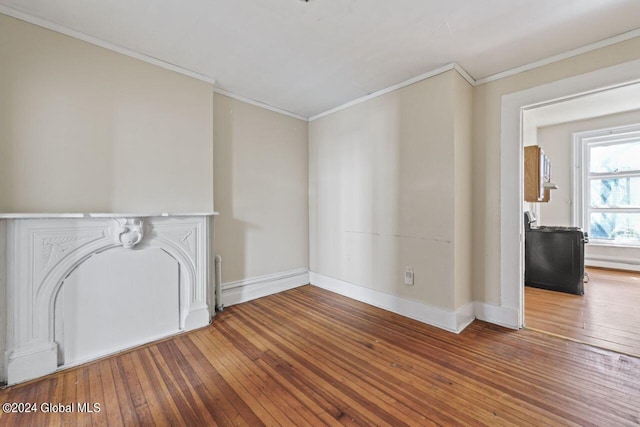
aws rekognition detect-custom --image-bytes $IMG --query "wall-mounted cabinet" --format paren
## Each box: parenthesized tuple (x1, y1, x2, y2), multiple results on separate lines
(524, 145, 555, 202)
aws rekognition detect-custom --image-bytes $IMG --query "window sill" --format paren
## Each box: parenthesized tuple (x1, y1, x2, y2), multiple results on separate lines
(587, 241, 640, 249)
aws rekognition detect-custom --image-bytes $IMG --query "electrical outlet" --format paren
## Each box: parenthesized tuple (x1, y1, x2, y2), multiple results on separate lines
(404, 267, 414, 286)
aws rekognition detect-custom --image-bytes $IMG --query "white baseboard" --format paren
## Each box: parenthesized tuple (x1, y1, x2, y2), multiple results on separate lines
(309, 272, 474, 334)
(586, 257, 640, 272)
(6, 343, 58, 385)
(456, 302, 476, 332)
(474, 302, 520, 330)
(0, 220, 5, 384)
(222, 268, 309, 307)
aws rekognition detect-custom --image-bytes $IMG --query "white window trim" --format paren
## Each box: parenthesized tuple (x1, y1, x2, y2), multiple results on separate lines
(572, 123, 640, 247)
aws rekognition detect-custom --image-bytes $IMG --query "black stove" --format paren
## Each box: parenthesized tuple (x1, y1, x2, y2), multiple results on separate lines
(536, 225, 583, 232)
(524, 212, 588, 295)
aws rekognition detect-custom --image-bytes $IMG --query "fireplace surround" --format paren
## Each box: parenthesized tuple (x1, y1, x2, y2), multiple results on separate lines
(0, 212, 216, 385)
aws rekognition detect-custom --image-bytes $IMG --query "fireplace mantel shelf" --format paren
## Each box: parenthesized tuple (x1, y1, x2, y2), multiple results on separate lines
(0, 212, 219, 219)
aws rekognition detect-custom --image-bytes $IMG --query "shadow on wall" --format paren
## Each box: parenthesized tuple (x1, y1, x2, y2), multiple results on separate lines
(212, 98, 258, 285)
(0, 125, 14, 211)
(213, 93, 309, 287)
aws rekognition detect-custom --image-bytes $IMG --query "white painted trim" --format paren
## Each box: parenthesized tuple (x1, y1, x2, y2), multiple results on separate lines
(571, 132, 583, 227)
(212, 88, 308, 122)
(573, 124, 640, 236)
(453, 63, 476, 87)
(500, 93, 526, 329)
(0, 212, 219, 219)
(221, 268, 309, 307)
(1, 4, 308, 122)
(0, 221, 5, 384)
(474, 302, 520, 330)
(57, 329, 187, 372)
(309, 272, 474, 334)
(586, 255, 640, 272)
(309, 63, 462, 121)
(500, 59, 640, 331)
(0, 213, 85, 219)
(475, 28, 640, 86)
(90, 212, 219, 218)
(0, 5, 217, 85)
(2, 215, 211, 385)
(4, 2, 640, 124)
(6, 343, 58, 386)
(309, 29, 640, 121)
(455, 302, 477, 332)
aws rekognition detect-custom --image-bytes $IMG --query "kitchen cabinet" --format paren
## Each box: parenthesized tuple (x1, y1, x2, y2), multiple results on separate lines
(524, 145, 555, 202)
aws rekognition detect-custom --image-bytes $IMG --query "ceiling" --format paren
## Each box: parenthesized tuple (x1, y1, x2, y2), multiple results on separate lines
(2, 0, 640, 119)
(525, 82, 640, 131)
(523, 82, 640, 144)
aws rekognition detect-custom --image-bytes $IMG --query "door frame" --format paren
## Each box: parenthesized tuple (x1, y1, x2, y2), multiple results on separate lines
(499, 59, 640, 328)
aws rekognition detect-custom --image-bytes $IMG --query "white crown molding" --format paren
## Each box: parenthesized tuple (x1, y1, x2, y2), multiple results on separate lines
(216, 27, 640, 119)
(474, 28, 640, 86)
(212, 88, 308, 122)
(4, 3, 639, 125)
(0, 5, 217, 86)
(453, 63, 476, 87)
(309, 63, 465, 121)
(220, 25, 640, 120)
(309, 28, 640, 120)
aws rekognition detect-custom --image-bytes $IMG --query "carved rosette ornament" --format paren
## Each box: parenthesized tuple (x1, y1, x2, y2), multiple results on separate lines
(113, 218, 144, 248)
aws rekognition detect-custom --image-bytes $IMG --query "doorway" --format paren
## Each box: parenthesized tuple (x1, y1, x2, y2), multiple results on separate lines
(507, 62, 640, 356)
(499, 58, 640, 330)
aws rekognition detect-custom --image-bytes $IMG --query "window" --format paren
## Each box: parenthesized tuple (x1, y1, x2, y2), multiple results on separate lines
(574, 125, 640, 246)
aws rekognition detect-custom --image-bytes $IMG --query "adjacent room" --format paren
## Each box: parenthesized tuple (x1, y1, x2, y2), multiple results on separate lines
(522, 86, 640, 357)
(1, 1, 640, 425)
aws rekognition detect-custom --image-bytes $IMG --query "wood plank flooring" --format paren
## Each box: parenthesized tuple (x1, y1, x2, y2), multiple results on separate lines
(525, 267, 640, 357)
(1, 284, 639, 426)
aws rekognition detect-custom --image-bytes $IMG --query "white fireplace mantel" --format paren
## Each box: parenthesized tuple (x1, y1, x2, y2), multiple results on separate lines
(0, 212, 217, 219)
(0, 212, 217, 385)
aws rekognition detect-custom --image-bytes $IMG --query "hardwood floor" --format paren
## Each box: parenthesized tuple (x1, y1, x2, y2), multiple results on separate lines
(1, 284, 639, 426)
(525, 267, 640, 357)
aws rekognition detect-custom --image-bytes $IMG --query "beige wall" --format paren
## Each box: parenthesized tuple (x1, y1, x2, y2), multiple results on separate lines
(0, 221, 5, 383)
(4, 9, 640, 334)
(472, 36, 640, 305)
(213, 94, 309, 283)
(309, 70, 473, 312)
(453, 73, 474, 309)
(537, 110, 640, 268)
(0, 14, 214, 213)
